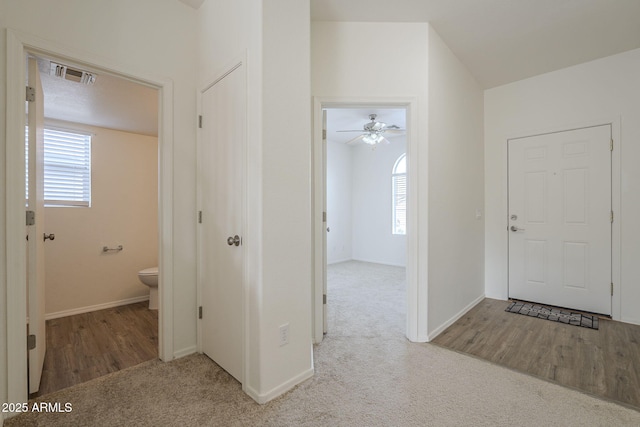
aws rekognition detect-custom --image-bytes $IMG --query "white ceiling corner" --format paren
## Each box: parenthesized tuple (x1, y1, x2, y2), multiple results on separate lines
(310, 0, 640, 88)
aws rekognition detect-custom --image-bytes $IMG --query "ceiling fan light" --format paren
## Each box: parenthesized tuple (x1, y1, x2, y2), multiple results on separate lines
(362, 134, 376, 145)
(362, 133, 384, 145)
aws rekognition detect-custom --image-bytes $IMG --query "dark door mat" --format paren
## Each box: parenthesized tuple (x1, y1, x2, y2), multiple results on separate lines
(505, 301, 599, 330)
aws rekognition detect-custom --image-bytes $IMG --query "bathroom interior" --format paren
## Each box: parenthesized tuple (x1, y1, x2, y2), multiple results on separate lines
(29, 53, 160, 396)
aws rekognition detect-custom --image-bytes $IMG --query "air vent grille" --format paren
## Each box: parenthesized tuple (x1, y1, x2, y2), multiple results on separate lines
(49, 62, 96, 85)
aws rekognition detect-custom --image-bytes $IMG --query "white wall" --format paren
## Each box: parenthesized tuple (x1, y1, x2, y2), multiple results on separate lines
(485, 48, 640, 324)
(326, 140, 352, 264)
(312, 21, 429, 340)
(44, 122, 158, 317)
(326, 138, 406, 266)
(426, 27, 485, 338)
(0, 0, 198, 412)
(313, 22, 485, 340)
(198, 0, 313, 403)
(351, 141, 407, 267)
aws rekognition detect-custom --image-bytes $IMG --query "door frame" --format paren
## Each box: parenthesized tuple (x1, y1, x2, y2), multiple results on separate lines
(312, 96, 426, 343)
(505, 118, 621, 320)
(5, 29, 175, 404)
(195, 55, 249, 385)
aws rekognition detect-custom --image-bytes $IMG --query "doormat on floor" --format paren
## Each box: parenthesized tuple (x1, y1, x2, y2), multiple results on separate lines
(505, 301, 599, 330)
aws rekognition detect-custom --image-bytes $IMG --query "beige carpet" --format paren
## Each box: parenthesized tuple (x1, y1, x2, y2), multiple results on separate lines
(6, 261, 640, 426)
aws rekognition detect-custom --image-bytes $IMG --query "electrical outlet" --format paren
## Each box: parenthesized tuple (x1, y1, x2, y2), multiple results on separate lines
(279, 323, 289, 346)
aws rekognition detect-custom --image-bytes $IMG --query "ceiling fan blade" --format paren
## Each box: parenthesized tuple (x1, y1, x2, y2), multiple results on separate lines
(345, 135, 364, 145)
(336, 129, 366, 133)
(384, 129, 406, 134)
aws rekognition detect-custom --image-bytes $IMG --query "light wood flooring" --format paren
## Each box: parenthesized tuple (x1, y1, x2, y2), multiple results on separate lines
(432, 298, 640, 409)
(31, 302, 158, 398)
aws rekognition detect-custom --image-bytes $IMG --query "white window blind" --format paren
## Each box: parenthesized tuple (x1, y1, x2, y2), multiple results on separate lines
(43, 128, 92, 207)
(392, 154, 406, 235)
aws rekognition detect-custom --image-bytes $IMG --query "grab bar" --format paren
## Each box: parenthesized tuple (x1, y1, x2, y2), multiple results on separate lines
(102, 245, 123, 253)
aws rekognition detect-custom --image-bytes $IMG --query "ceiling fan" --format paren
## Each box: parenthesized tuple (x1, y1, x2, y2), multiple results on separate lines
(337, 114, 405, 146)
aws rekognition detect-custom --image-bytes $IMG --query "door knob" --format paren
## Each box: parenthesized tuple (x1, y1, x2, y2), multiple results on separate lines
(227, 235, 241, 246)
(44, 233, 55, 241)
(510, 226, 525, 232)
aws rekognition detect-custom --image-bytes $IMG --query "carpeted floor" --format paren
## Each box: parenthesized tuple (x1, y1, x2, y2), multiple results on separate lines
(6, 261, 640, 426)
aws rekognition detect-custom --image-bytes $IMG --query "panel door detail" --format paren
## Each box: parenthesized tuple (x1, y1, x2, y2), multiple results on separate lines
(199, 64, 245, 382)
(508, 125, 611, 315)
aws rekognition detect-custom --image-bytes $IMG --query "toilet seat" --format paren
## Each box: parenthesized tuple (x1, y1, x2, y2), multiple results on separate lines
(139, 267, 158, 276)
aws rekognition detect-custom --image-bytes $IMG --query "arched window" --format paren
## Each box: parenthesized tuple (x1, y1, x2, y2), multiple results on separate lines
(392, 153, 406, 235)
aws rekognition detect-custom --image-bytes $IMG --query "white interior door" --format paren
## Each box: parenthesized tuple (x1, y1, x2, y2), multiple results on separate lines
(199, 64, 245, 382)
(26, 56, 46, 393)
(508, 125, 612, 315)
(322, 109, 328, 335)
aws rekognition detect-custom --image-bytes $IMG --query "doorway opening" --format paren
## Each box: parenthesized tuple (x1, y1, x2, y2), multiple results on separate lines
(324, 107, 407, 335)
(313, 98, 422, 343)
(25, 51, 160, 397)
(6, 30, 175, 405)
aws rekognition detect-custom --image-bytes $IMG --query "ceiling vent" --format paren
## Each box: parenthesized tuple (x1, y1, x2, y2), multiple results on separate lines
(49, 62, 96, 85)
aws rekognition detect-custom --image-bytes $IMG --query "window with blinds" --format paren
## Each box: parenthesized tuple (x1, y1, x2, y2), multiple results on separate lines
(43, 128, 92, 207)
(392, 153, 406, 235)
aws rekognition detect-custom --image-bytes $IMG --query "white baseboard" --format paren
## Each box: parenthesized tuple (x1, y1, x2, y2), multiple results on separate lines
(427, 294, 485, 341)
(174, 346, 197, 359)
(327, 258, 352, 265)
(245, 367, 314, 404)
(351, 257, 406, 268)
(45, 295, 150, 320)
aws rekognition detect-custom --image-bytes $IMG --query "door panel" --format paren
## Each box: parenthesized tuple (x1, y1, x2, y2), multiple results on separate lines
(199, 64, 245, 382)
(27, 56, 46, 393)
(508, 125, 611, 315)
(322, 109, 328, 336)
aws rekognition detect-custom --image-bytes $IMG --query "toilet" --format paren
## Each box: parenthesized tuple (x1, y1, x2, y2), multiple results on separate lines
(138, 267, 158, 310)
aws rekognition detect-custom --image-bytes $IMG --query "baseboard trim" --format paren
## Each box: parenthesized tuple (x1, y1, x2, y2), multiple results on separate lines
(427, 294, 485, 341)
(327, 258, 352, 265)
(351, 257, 406, 268)
(45, 295, 150, 320)
(174, 346, 197, 359)
(244, 367, 314, 404)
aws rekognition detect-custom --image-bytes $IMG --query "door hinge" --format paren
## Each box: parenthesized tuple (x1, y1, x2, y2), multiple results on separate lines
(322, 211, 327, 223)
(26, 86, 35, 102)
(610, 139, 614, 151)
(198, 306, 203, 319)
(611, 282, 614, 296)
(323, 294, 327, 304)
(26, 210, 35, 226)
(198, 210, 202, 224)
(27, 334, 36, 350)
(198, 115, 203, 129)
(322, 129, 327, 140)
(611, 210, 614, 223)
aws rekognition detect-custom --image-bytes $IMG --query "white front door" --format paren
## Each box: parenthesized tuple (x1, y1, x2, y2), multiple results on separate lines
(508, 125, 612, 315)
(26, 56, 47, 393)
(199, 63, 245, 382)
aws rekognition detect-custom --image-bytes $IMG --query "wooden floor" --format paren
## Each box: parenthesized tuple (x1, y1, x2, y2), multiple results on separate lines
(432, 298, 640, 409)
(31, 302, 158, 398)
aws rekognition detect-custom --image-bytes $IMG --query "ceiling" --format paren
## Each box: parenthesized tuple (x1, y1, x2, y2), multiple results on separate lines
(35, 56, 158, 137)
(326, 108, 406, 145)
(38, 1, 640, 136)
(311, 0, 640, 88)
